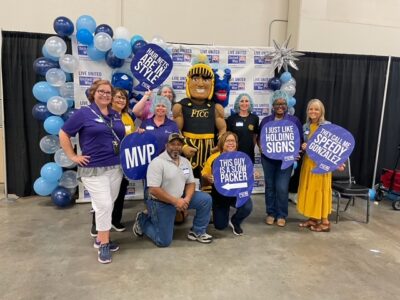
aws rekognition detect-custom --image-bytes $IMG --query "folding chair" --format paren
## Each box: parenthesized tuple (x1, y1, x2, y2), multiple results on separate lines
(332, 159, 370, 223)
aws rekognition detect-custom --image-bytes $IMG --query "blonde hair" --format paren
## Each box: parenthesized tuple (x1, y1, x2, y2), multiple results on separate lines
(306, 99, 326, 125)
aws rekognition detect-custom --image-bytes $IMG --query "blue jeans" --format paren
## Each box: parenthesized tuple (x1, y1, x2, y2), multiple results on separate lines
(213, 197, 253, 230)
(139, 191, 212, 247)
(261, 155, 292, 219)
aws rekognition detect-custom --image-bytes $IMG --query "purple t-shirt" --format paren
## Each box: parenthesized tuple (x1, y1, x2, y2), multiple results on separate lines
(140, 117, 179, 154)
(62, 103, 125, 167)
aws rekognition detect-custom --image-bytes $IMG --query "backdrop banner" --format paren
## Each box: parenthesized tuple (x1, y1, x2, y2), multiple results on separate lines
(72, 38, 275, 202)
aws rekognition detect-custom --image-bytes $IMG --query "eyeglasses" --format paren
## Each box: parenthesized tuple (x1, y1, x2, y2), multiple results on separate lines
(273, 103, 287, 107)
(114, 95, 127, 101)
(97, 90, 112, 96)
(225, 139, 237, 144)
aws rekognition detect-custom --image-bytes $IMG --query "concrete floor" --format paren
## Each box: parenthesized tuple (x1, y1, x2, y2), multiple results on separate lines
(1, 190, 400, 300)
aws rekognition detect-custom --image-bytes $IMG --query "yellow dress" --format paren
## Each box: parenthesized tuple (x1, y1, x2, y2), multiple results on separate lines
(297, 123, 332, 219)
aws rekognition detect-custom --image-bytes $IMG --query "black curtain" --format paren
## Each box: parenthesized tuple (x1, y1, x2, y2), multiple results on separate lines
(376, 57, 400, 181)
(292, 52, 388, 186)
(1, 31, 67, 196)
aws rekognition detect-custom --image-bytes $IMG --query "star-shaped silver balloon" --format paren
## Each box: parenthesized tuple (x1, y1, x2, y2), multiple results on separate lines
(268, 35, 304, 72)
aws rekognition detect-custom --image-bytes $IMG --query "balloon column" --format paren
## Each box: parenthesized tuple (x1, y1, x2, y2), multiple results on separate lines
(32, 15, 171, 206)
(267, 36, 304, 115)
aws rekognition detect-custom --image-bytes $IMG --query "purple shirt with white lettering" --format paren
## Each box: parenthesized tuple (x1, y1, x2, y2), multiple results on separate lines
(140, 117, 179, 154)
(62, 103, 125, 167)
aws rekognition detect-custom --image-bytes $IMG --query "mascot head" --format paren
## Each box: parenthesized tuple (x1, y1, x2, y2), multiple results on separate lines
(186, 54, 214, 100)
(212, 68, 231, 107)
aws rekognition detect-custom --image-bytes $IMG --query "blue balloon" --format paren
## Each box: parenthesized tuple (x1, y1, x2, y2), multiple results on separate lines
(76, 28, 93, 45)
(44, 116, 64, 135)
(369, 188, 376, 200)
(62, 108, 76, 121)
(280, 71, 292, 84)
(51, 186, 73, 207)
(268, 77, 281, 91)
(40, 162, 63, 182)
(130, 34, 144, 46)
(112, 39, 132, 59)
(67, 99, 75, 108)
(112, 72, 133, 91)
(53, 16, 74, 37)
(288, 97, 297, 108)
(32, 81, 60, 102)
(76, 15, 96, 33)
(95, 24, 114, 37)
(132, 39, 148, 55)
(42, 45, 59, 62)
(33, 177, 58, 196)
(33, 57, 59, 76)
(87, 44, 106, 61)
(32, 103, 52, 121)
(105, 50, 125, 68)
(64, 72, 73, 82)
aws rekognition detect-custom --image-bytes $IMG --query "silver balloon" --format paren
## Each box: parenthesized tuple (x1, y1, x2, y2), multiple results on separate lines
(39, 135, 60, 154)
(94, 32, 113, 52)
(59, 170, 78, 188)
(59, 54, 79, 73)
(281, 83, 296, 98)
(44, 36, 67, 58)
(288, 107, 295, 115)
(46, 68, 66, 87)
(47, 96, 68, 115)
(54, 148, 74, 167)
(60, 82, 74, 100)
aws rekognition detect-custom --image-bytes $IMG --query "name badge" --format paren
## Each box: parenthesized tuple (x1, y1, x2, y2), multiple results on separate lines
(146, 125, 155, 130)
(236, 122, 244, 127)
(124, 125, 131, 134)
(182, 168, 190, 175)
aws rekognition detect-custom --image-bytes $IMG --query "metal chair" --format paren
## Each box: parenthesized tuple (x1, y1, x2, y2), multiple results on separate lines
(332, 159, 370, 223)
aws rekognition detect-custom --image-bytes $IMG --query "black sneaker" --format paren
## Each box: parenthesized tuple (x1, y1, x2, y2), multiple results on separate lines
(90, 224, 98, 237)
(112, 222, 126, 232)
(229, 220, 243, 236)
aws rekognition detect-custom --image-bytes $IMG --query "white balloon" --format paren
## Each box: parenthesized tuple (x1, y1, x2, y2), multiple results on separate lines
(60, 82, 74, 100)
(54, 148, 74, 167)
(47, 96, 68, 115)
(288, 107, 295, 115)
(39, 135, 60, 154)
(94, 32, 113, 52)
(281, 83, 296, 98)
(44, 36, 67, 58)
(59, 170, 78, 188)
(59, 54, 79, 73)
(46, 68, 66, 87)
(151, 35, 166, 49)
(114, 26, 131, 41)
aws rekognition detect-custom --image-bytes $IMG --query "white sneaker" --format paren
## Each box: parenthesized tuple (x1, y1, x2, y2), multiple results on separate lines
(187, 230, 213, 243)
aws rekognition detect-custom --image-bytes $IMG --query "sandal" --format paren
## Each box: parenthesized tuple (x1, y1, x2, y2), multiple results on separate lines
(298, 219, 318, 228)
(310, 223, 330, 232)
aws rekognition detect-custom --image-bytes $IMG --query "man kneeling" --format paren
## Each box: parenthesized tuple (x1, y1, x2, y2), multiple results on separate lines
(133, 133, 213, 247)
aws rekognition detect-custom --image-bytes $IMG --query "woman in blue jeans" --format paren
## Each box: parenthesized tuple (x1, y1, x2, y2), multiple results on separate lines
(259, 90, 302, 227)
(201, 131, 253, 236)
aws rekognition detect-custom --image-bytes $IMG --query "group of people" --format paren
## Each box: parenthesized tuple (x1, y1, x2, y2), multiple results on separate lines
(59, 71, 339, 264)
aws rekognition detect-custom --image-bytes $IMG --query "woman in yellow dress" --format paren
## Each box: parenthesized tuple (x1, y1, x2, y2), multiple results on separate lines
(297, 99, 343, 232)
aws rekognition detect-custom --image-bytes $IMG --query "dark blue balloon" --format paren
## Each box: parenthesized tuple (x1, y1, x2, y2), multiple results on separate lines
(268, 77, 282, 91)
(33, 57, 60, 76)
(53, 16, 74, 37)
(65, 72, 73, 82)
(132, 40, 148, 55)
(105, 50, 124, 68)
(112, 72, 133, 91)
(32, 103, 52, 121)
(62, 108, 76, 121)
(51, 186, 73, 207)
(95, 24, 114, 37)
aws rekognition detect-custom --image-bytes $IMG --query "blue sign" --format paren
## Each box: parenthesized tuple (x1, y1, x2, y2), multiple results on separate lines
(212, 151, 254, 208)
(260, 119, 301, 169)
(306, 124, 355, 174)
(120, 132, 158, 180)
(130, 43, 173, 91)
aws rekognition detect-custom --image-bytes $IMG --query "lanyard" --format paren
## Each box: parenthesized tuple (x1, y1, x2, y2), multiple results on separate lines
(88, 106, 120, 142)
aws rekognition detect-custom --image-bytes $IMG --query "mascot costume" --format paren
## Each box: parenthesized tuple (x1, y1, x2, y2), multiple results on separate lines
(212, 68, 231, 109)
(173, 54, 226, 181)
